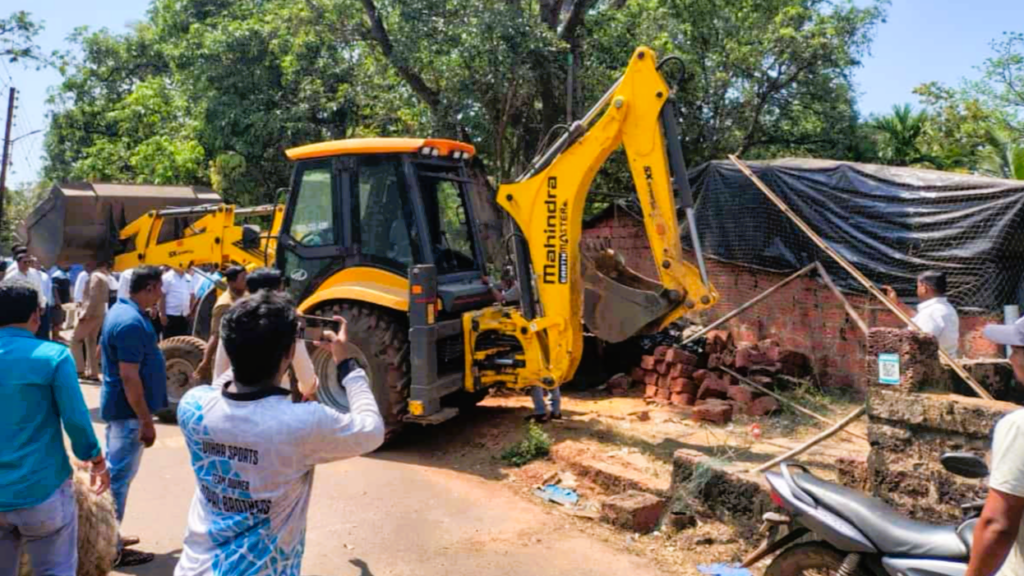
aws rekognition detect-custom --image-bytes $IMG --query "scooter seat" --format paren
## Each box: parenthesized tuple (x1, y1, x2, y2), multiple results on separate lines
(792, 472, 969, 559)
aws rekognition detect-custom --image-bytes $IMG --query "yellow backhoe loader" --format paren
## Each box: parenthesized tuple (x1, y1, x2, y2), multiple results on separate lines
(22, 47, 718, 435)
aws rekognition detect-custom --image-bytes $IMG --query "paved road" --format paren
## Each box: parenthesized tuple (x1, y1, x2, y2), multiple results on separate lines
(77, 384, 665, 576)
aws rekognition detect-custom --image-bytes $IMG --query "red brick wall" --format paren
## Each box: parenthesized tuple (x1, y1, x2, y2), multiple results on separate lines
(582, 209, 1002, 390)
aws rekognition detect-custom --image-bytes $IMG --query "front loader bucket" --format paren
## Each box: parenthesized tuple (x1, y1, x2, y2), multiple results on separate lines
(582, 249, 684, 343)
(18, 182, 221, 267)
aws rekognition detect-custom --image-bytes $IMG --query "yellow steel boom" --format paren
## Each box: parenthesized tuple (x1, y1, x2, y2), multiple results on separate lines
(465, 46, 718, 391)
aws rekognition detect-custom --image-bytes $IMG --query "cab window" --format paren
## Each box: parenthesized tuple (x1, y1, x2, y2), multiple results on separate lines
(354, 157, 420, 270)
(290, 166, 335, 247)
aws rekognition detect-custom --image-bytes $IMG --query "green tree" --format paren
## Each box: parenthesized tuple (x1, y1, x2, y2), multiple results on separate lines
(44, 0, 887, 200)
(870, 104, 936, 166)
(1, 11, 49, 65)
(980, 127, 1024, 180)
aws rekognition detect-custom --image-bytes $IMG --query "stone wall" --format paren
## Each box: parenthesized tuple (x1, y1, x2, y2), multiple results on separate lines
(863, 327, 1018, 522)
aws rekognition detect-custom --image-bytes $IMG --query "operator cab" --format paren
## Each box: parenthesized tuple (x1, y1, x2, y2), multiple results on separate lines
(277, 138, 493, 315)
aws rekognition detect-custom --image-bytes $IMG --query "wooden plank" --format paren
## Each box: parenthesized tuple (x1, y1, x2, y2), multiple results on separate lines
(728, 155, 993, 401)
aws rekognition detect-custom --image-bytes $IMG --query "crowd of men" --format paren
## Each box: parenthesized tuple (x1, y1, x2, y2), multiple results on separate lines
(1, 257, 384, 573)
(5, 249, 1024, 575)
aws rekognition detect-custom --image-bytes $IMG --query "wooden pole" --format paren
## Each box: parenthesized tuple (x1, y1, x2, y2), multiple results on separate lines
(814, 262, 870, 336)
(720, 367, 868, 442)
(751, 405, 867, 473)
(728, 155, 993, 401)
(682, 263, 818, 345)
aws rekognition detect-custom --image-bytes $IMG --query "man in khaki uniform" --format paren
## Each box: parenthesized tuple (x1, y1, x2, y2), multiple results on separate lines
(72, 262, 111, 379)
(193, 265, 247, 382)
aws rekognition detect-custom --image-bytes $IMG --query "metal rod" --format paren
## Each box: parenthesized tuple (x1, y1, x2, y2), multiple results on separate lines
(721, 367, 868, 442)
(682, 263, 818, 345)
(685, 207, 710, 288)
(814, 262, 870, 336)
(728, 155, 993, 401)
(0, 88, 14, 239)
(751, 405, 867, 474)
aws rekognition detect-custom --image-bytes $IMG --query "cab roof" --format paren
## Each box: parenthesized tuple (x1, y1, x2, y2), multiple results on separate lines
(285, 138, 476, 161)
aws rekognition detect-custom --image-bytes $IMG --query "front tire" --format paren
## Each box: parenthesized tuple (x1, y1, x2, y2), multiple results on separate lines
(156, 336, 207, 424)
(765, 542, 871, 576)
(310, 302, 410, 440)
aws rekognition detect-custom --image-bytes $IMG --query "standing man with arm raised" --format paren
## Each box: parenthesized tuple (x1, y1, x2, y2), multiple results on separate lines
(99, 265, 168, 568)
(884, 270, 960, 356)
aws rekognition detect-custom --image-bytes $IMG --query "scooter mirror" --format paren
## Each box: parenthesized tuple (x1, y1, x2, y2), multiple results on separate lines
(941, 452, 990, 479)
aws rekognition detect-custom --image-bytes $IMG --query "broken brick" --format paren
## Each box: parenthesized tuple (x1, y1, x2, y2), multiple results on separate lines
(727, 385, 755, 405)
(697, 376, 730, 400)
(645, 384, 658, 398)
(679, 393, 695, 406)
(670, 378, 695, 394)
(644, 372, 660, 386)
(655, 388, 671, 401)
(748, 396, 780, 417)
(692, 369, 709, 385)
(600, 491, 666, 533)
(656, 361, 670, 375)
(654, 346, 670, 359)
(670, 392, 687, 406)
(658, 375, 671, 389)
(665, 348, 698, 366)
(693, 401, 733, 425)
(640, 356, 657, 370)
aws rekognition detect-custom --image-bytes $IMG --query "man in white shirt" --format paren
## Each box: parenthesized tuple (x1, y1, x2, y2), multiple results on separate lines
(116, 268, 134, 302)
(161, 267, 194, 338)
(884, 271, 959, 356)
(964, 317, 1024, 576)
(73, 263, 94, 304)
(5, 253, 47, 311)
(174, 291, 383, 575)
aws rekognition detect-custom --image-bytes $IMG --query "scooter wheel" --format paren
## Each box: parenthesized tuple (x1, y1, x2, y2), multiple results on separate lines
(765, 542, 870, 576)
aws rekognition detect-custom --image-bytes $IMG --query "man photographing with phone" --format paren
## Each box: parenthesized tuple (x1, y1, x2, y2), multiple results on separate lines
(174, 290, 384, 574)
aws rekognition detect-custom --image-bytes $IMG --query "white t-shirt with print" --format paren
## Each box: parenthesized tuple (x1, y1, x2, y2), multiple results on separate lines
(174, 367, 384, 575)
(991, 409, 1024, 576)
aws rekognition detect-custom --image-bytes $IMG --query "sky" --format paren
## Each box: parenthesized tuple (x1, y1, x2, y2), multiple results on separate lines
(3, 0, 1024, 189)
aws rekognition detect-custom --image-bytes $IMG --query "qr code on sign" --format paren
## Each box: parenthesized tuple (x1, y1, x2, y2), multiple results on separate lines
(878, 353, 900, 384)
(880, 362, 898, 381)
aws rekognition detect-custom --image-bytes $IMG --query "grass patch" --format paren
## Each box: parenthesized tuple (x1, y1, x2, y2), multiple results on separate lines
(501, 422, 553, 467)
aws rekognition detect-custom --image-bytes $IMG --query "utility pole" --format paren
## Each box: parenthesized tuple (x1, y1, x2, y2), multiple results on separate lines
(0, 87, 14, 241)
(566, 52, 574, 123)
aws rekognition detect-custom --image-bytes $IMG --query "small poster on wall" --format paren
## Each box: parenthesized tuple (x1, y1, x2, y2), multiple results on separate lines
(878, 353, 900, 385)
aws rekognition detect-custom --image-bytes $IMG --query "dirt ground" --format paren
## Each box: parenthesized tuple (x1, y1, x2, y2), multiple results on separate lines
(392, 382, 869, 575)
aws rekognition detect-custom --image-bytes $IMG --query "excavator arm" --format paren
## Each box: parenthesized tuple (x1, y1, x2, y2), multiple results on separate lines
(464, 46, 718, 391)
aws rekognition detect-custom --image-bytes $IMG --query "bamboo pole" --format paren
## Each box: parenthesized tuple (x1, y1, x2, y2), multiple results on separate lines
(751, 405, 867, 473)
(814, 262, 870, 337)
(728, 155, 993, 401)
(720, 367, 868, 442)
(682, 263, 818, 346)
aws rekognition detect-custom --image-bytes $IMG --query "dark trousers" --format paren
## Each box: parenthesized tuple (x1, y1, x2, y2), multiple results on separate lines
(164, 315, 190, 338)
(35, 307, 51, 341)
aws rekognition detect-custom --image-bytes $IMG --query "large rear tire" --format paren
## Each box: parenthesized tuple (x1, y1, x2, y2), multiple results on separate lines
(191, 288, 218, 341)
(310, 302, 410, 440)
(765, 542, 871, 576)
(156, 336, 207, 424)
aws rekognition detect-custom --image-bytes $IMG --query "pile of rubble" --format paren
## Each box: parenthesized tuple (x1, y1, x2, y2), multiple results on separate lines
(629, 330, 811, 425)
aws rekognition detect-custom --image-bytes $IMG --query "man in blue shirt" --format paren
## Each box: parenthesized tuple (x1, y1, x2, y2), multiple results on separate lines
(0, 279, 110, 575)
(99, 265, 167, 568)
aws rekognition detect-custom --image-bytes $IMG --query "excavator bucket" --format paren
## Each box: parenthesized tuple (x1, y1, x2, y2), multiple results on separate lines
(582, 248, 684, 343)
(18, 182, 221, 267)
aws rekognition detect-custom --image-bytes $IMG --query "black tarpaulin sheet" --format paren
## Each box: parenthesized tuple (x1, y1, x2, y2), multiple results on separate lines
(686, 159, 1024, 312)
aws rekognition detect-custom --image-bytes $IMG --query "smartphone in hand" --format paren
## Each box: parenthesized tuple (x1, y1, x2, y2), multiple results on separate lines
(297, 314, 344, 342)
